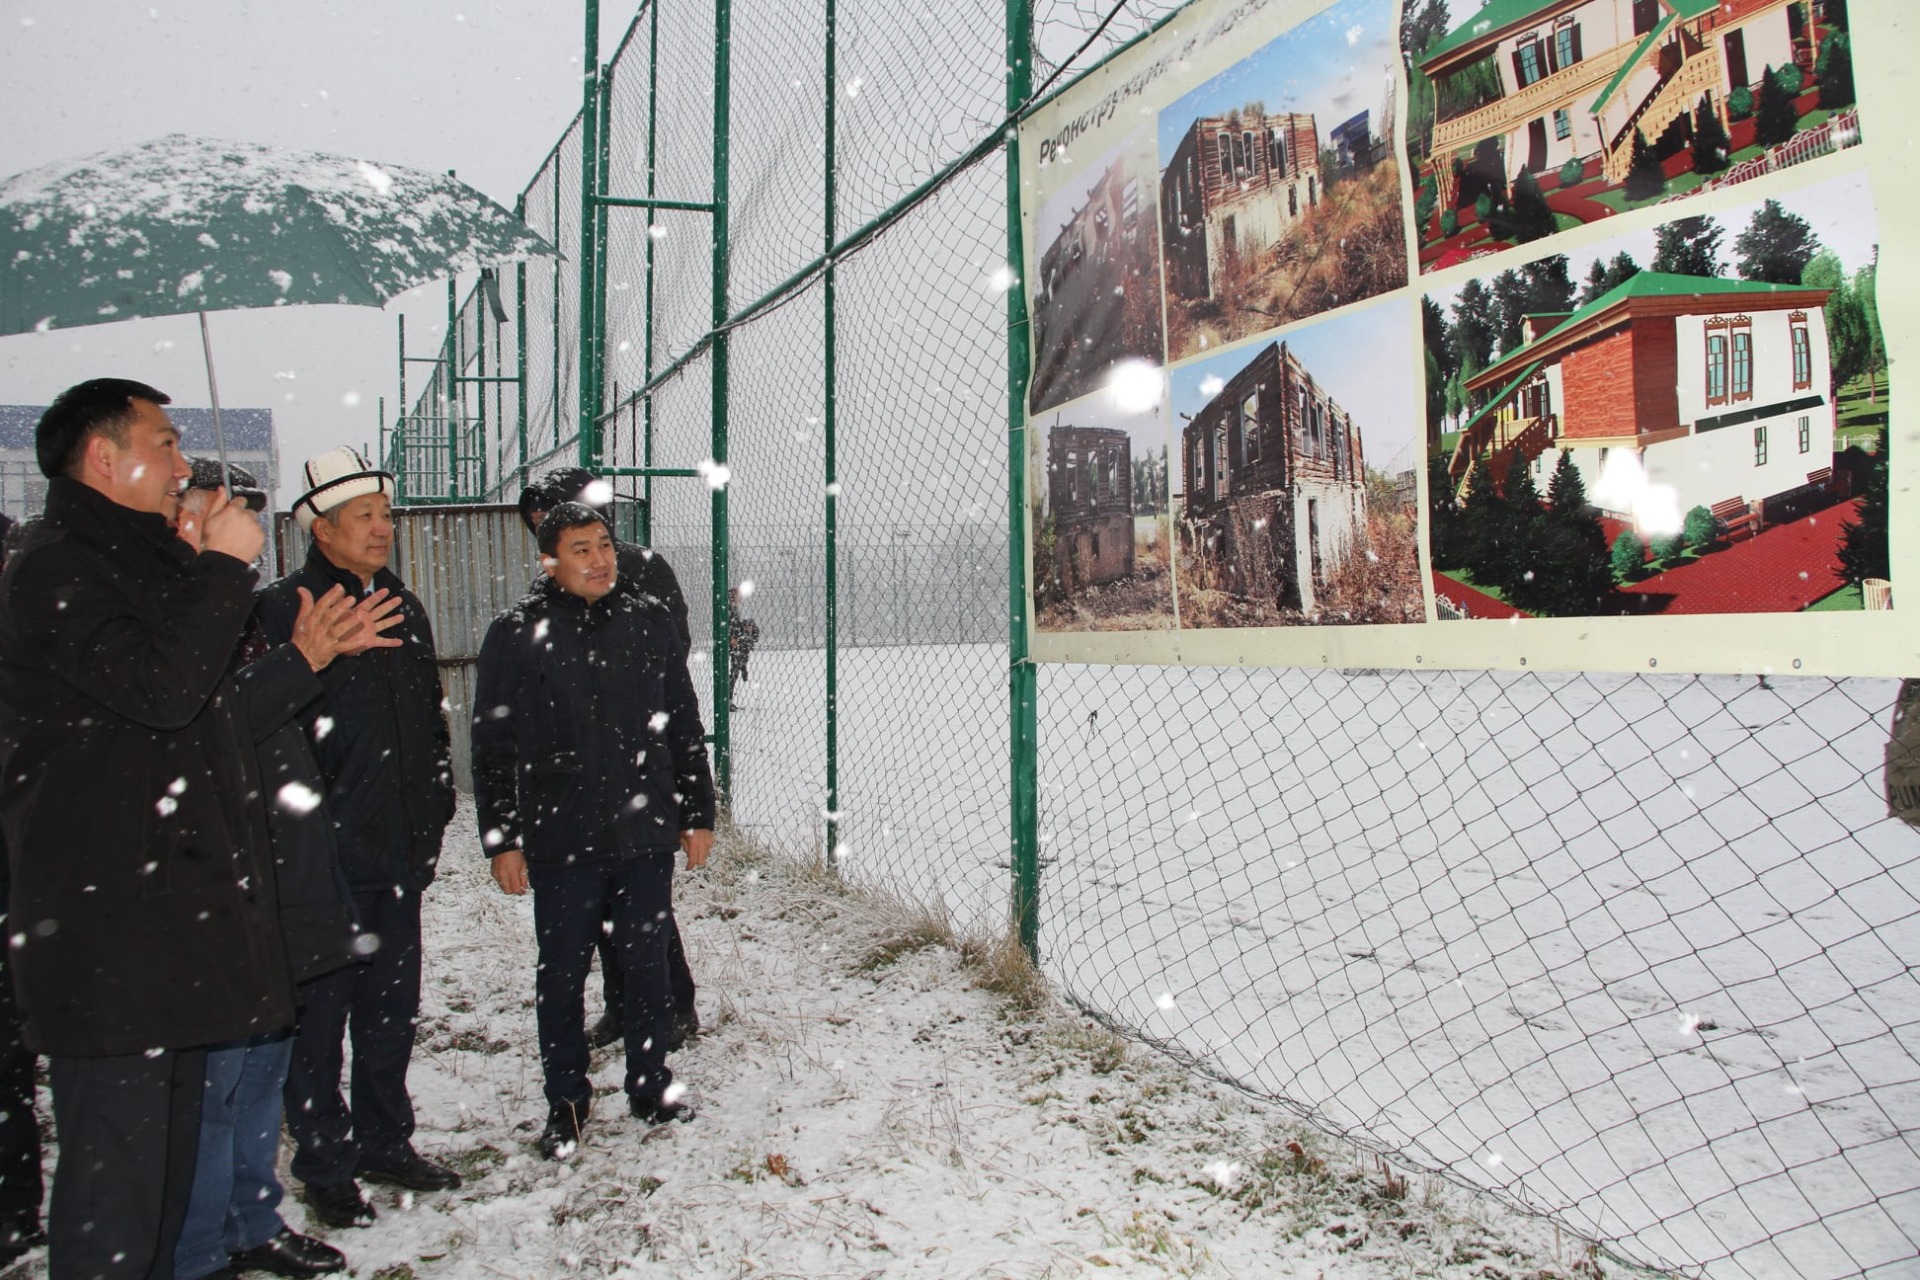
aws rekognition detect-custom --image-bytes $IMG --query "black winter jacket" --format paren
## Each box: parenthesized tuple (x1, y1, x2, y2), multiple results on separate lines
(472, 579, 714, 866)
(233, 635, 359, 985)
(0, 478, 294, 1056)
(256, 548, 454, 893)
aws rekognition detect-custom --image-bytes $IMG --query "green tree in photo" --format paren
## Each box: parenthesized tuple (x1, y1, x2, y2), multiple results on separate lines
(1651, 214, 1723, 276)
(1683, 504, 1718, 555)
(1611, 528, 1646, 583)
(1804, 250, 1867, 398)
(1753, 65, 1798, 148)
(1579, 251, 1640, 305)
(1427, 454, 1467, 569)
(1508, 169, 1556, 244)
(1623, 128, 1665, 201)
(1855, 258, 1885, 403)
(1735, 198, 1819, 284)
(1490, 450, 1544, 598)
(1818, 32, 1855, 109)
(1425, 348, 1446, 441)
(1692, 96, 1731, 174)
(1450, 278, 1499, 370)
(1837, 425, 1889, 585)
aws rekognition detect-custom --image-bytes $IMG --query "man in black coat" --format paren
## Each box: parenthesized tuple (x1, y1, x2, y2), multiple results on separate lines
(474, 503, 715, 1158)
(0, 379, 294, 1279)
(256, 447, 459, 1230)
(517, 468, 700, 1051)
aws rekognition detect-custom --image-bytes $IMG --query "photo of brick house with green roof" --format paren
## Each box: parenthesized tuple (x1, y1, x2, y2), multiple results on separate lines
(1448, 271, 1835, 528)
(1404, 0, 1859, 269)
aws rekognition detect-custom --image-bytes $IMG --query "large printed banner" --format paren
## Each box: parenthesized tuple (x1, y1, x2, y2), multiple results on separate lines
(1019, 0, 1916, 675)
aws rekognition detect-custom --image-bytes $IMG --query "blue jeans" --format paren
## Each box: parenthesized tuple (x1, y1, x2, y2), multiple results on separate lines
(174, 1034, 294, 1280)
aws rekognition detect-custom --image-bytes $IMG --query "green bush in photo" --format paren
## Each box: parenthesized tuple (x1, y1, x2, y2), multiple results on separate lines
(1729, 85, 1753, 120)
(1683, 504, 1717, 553)
(1610, 529, 1645, 582)
(1440, 208, 1459, 237)
(1557, 156, 1585, 188)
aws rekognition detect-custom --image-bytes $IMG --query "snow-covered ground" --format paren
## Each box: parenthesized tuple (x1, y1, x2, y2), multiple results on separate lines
(719, 648, 1920, 1279)
(260, 802, 1643, 1279)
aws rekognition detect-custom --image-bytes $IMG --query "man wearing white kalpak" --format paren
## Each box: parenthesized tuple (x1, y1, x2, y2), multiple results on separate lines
(472, 501, 715, 1158)
(256, 448, 461, 1229)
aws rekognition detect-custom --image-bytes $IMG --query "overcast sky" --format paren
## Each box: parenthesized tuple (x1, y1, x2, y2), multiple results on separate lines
(0, 0, 633, 494)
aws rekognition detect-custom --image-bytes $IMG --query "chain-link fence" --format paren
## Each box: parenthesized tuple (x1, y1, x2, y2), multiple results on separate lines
(380, 2, 1918, 1276)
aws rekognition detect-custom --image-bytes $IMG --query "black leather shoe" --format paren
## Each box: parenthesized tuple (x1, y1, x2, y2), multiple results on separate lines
(228, 1226, 347, 1278)
(301, 1179, 377, 1229)
(358, 1149, 462, 1192)
(668, 1005, 701, 1051)
(538, 1097, 592, 1160)
(587, 1007, 623, 1050)
(629, 1093, 696, 1125)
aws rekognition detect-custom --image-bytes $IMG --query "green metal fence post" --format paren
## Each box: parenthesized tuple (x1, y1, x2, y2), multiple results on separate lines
(447, 273, 460, 497)
(641, 0, 659, 546)
(577, 0, 603, 468)
(515, 197, 530, 494)
(824, 0, 841, 867)
(1005, 0, 1040, 959)
(592, 57, 615, 472)
(711, 0, 734, 808)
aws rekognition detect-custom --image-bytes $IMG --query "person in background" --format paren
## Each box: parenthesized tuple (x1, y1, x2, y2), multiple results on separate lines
(170, 474, 403, 1280)
(256, 447, 459, 1230)
(0, 379, 293, 1279)
(726, 585, 759, 711)
(516, 469, 700, 1053)
(474, 502, 714, 1159)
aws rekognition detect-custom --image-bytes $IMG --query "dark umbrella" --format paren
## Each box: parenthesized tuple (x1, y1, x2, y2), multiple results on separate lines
(0, 133, 557, 481)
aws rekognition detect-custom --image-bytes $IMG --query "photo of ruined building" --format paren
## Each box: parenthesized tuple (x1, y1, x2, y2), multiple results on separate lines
(1045, 425, 1136, 591)
(1172, 312, 1422, 630)
(1160, 110, 1324, 303)
(1157, 0, 1408, 360)
(1027, 134, 1166, 414)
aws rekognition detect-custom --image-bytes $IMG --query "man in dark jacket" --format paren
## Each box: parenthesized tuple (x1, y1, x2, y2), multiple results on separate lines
(256, 447, 459, 1229)
(0, 379, 294, 1279)
(171, 479, 402, 1280)
(517, 468, 700, 1052)
(474, 503, 715, 1158)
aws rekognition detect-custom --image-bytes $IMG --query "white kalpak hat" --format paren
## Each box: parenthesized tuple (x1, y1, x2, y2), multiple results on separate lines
(293, 446, 396, 533)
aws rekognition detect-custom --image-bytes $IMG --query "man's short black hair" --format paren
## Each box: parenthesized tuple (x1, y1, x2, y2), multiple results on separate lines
(517, 466, 596, 534)
(36, 378, 171, 479)
(537, 501, 613, 557)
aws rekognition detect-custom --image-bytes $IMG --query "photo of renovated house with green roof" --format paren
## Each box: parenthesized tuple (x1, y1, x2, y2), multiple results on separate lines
(1401, 0, 1861, 271)
(1424, 180, 1890, 619)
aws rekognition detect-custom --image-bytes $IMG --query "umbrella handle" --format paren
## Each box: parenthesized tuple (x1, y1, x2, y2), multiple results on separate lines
(198, 310, 231, 487)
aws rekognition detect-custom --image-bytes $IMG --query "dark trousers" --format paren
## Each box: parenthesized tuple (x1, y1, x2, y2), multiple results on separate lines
(285, 886, 421, 1188)
(595, 906, 695, 1022)
(532, 853, 675, 1108)
(0, 913, 41, 1228)
(48, 1047, 206, 1280)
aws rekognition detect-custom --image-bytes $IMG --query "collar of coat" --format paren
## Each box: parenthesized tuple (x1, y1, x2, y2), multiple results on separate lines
(43, 475, 195, 569)
(302, 543, 405, 597)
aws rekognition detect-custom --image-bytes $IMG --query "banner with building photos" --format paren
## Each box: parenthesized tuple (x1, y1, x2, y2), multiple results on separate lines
(1018, 0, 1914, 676)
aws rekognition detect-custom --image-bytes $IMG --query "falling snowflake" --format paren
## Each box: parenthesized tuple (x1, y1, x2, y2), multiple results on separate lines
(276, 782, 323, 816)
(649, 711, 670, 732)
(313, 716, 335, 740)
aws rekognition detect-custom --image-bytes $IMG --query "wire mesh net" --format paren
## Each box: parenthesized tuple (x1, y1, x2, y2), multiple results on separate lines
(381, 1, 1920, 1276)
